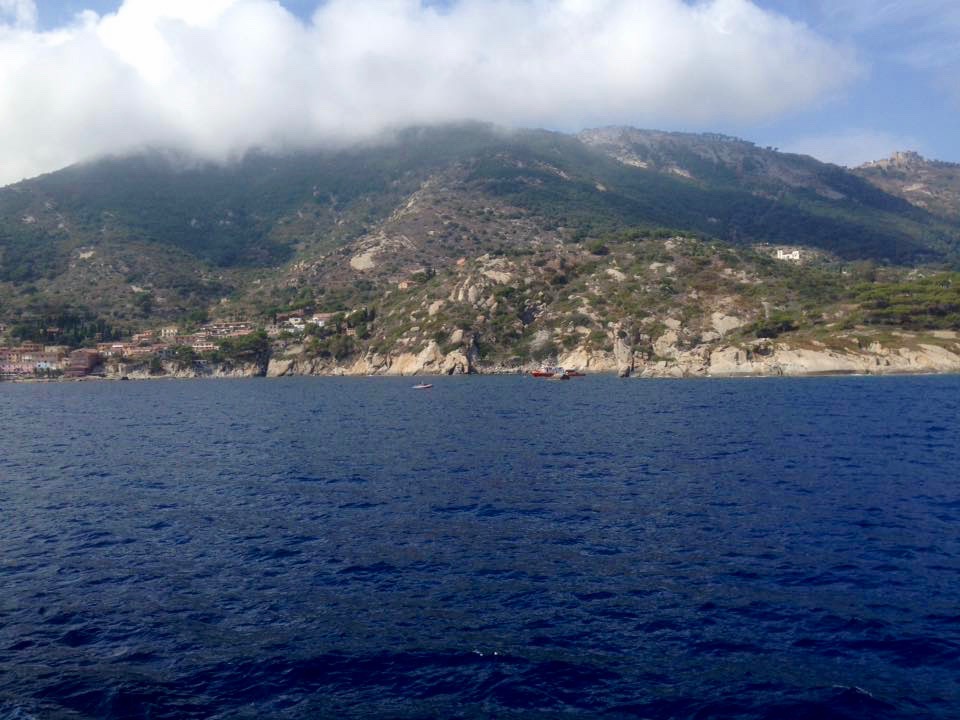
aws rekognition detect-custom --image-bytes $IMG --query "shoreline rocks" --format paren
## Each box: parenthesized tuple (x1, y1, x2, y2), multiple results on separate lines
(7, 336, 960, 383)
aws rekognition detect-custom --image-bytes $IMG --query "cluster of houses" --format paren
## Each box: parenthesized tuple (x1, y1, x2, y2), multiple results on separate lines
(0, 310, 345, 379)
(267, 311, 336, 336)
(94, 322, 259, 360)
(0, 321, 259, 379)
(0, 344, 101, 379)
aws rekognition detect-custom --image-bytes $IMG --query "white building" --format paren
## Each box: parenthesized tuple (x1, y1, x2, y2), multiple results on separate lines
(308, 313, 336, 328)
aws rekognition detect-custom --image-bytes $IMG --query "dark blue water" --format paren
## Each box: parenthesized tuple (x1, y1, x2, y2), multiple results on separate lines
(1, 375, 959, 719)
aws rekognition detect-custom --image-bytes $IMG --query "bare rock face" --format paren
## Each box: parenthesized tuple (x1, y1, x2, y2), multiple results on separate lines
(557, 347, 618, 373)
(387, 342, 444, 376)
(349, 231, 415, 272)
(115, 360, 266, 380)
(482, 269, 513, 284)
(675, 347, 711, 376)
(347, 353, 390, 375)
(450, 276, 489, 306)
(705, 341, 960, 377)
(440, 349, 472, 375)
(613, 331, 635, 378)
(707, 346, 751, 375)
(266, 339, 478, 378)
(349, 251, 377, 271)
(266, 358, 296, 377)
(711, 312, 746, 336)
(211, 362, 268, 378)
(384, 341, 475, 376)
(653, 329, 680, 360)
(890, 344, 960, 372)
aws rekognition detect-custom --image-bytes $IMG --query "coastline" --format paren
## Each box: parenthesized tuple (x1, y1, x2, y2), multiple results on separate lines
(5, 356, 960, 383)
(5, 330, 960, 384)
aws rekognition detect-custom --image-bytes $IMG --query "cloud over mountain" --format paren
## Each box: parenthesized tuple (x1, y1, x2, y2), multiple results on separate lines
(0, 0, 858, 185)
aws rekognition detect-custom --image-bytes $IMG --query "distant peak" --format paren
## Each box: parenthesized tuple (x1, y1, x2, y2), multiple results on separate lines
(860, 150, 928, 170)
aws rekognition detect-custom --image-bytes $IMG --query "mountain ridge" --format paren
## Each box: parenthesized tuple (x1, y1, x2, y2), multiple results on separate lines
(1, 123, 959, 374)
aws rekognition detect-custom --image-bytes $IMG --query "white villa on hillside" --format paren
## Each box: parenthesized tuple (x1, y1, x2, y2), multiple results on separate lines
(776, 249, 802, 261)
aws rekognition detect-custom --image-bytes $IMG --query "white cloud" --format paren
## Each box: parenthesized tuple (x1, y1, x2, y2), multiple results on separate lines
(0, 0, 859, 186)
(0, 0, 36, 29)
(782, 128, 924, 168)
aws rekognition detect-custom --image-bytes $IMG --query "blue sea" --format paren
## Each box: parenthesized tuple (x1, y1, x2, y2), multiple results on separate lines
(1, 375, 959, 719)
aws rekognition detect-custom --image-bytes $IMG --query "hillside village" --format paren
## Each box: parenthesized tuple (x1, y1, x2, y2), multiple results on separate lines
(0, 315, 331, 380)
(1, 321, 255, 379)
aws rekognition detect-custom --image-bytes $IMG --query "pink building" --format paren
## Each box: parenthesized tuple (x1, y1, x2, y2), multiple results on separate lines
(65, 350, 101, 377)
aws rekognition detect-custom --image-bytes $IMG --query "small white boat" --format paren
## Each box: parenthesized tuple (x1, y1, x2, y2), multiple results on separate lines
(412, 383, 433, 390)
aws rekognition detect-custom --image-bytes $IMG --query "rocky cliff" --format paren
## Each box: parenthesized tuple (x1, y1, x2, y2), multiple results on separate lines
(645, 336, 960, 378)
(103, 358, 268, 380)
(266, 340, 476, 377)
(258, 332, 960, 379)
(81, 324, 960, 382)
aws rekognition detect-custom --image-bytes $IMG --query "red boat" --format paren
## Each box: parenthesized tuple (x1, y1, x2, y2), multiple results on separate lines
(532, 366, 585, 378)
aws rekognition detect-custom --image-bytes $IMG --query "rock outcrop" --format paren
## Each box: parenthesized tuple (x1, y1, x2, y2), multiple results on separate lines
(99, 331, 960, 382)
(613, 334, 635, 378)
(106, 360, 267, 380)
(266, 340, 477, 378)
(705, 341, 960, 377)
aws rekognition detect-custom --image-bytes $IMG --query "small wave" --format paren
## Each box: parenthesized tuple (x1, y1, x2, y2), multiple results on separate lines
(0, 705, 40, 720)
(337, 561, 398, 575)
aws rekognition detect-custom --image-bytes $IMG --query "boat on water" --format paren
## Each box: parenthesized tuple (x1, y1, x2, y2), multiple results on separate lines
(532, 366, 585, 378)
(412, 383, 433, 389)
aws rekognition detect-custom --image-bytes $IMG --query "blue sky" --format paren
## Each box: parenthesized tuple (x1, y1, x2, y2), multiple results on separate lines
(1, 0, 956, 184)
(751, 1, 960, 164)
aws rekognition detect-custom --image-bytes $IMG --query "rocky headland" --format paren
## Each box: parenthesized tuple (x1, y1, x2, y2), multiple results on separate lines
(94, 330, 960, 381)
